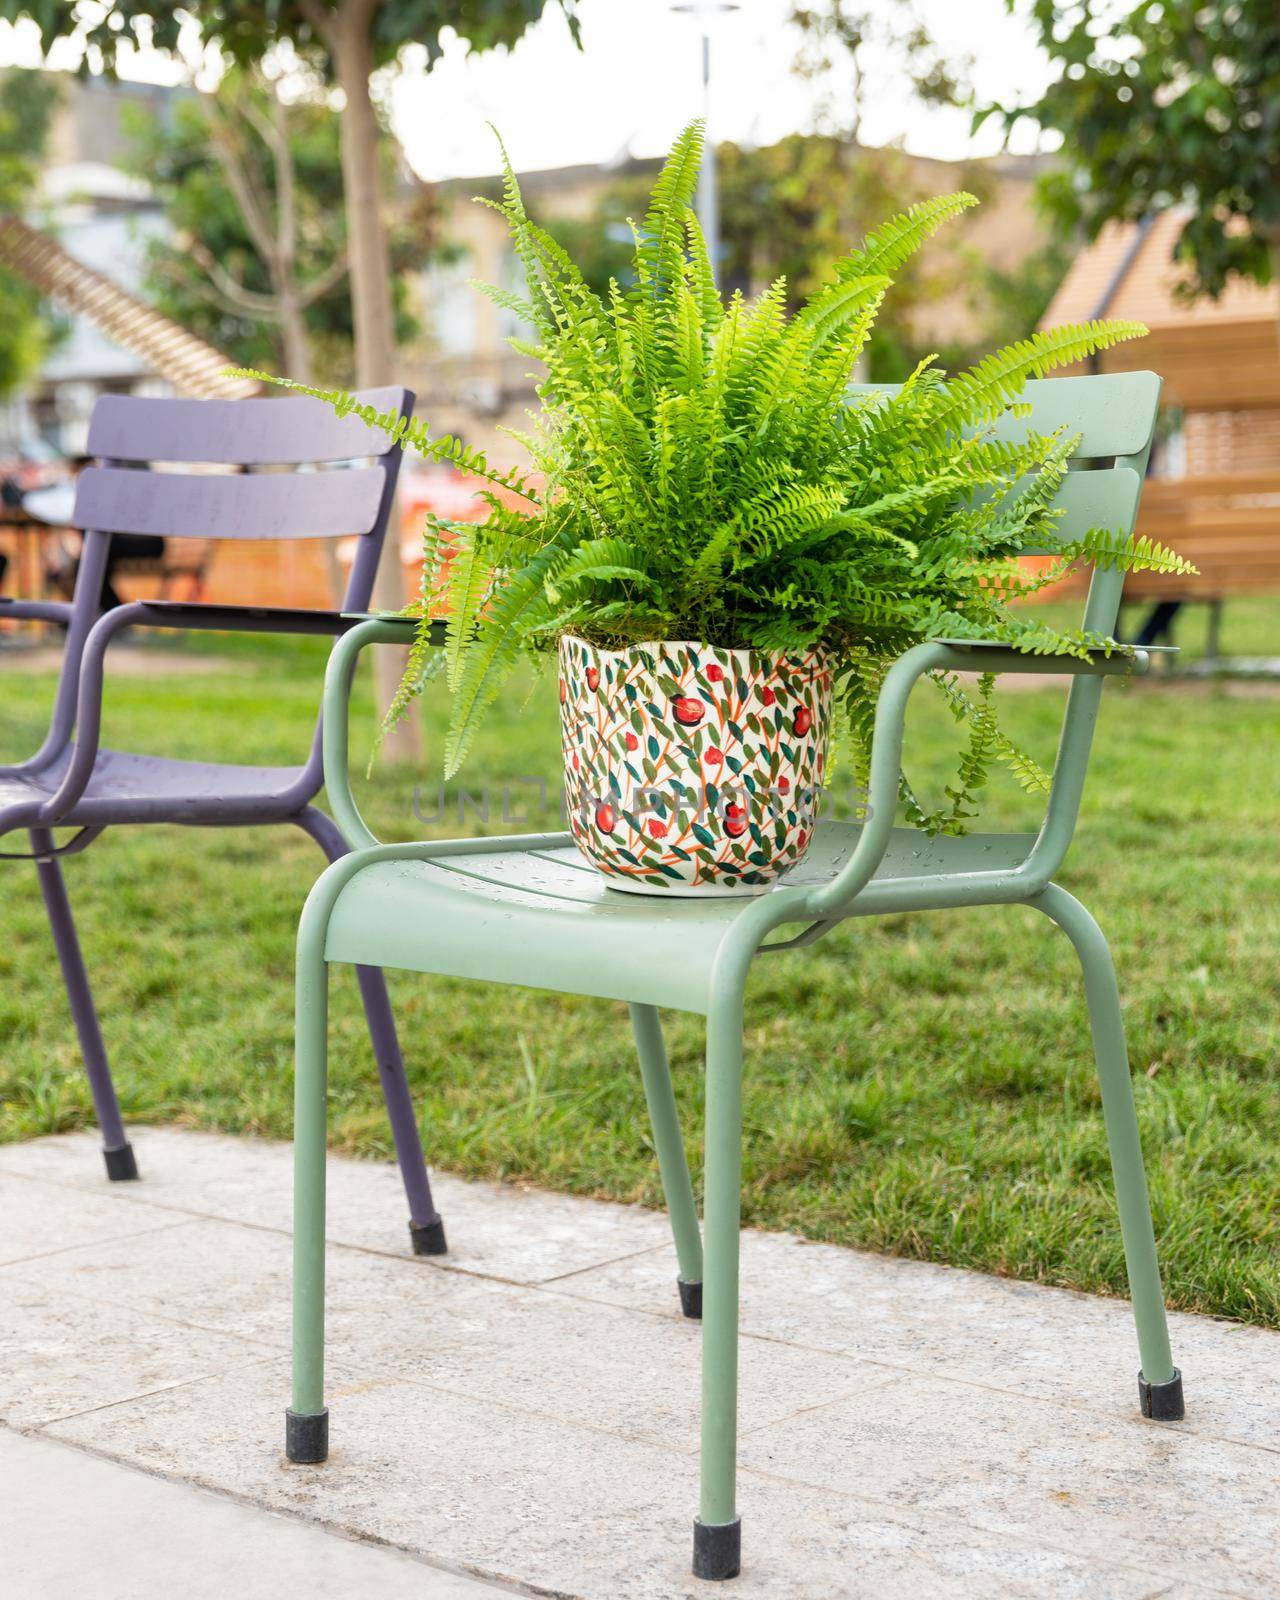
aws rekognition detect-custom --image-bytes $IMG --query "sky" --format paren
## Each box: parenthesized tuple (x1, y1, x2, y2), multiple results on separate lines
(0, 0, 1056, 180)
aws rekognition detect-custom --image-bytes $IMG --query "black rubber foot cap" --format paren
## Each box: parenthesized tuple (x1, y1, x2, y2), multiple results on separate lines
(693, 1518, 741, 1581)
(678, 1278, 703, 1320)
(1138, 1367, 1184, 1421)
(286, 1408, 329, 1463)
(409, 1217, 447, 1257)
(103, 1142, 138, 1182)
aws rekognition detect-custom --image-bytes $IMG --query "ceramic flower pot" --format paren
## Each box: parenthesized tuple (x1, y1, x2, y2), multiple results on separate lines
(559, 635, 832, 897)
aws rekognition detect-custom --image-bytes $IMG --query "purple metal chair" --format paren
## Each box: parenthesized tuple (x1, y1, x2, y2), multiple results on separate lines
(0, 389, 445, 1255)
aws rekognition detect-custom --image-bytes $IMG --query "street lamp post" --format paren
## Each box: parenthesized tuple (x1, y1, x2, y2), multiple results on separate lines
(671, 3, 740, 284)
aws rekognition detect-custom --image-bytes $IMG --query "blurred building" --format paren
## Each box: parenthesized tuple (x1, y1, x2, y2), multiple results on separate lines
(1045, 212, 1280, 475)
(1043, 216, 1280, 623)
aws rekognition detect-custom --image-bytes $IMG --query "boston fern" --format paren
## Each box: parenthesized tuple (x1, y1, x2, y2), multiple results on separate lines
(232, 121, 1193, 833)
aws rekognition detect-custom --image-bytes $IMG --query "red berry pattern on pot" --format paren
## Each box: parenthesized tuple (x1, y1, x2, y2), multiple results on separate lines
(672, 696, 704, 726)
(559, 636, 832, 897)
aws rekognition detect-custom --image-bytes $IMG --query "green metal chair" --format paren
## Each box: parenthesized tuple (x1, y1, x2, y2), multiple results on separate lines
(285, 371, 1183, 1582)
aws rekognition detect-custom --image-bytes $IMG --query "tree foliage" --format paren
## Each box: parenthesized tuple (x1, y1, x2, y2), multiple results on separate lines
(0, 2, 578, 76)
(788, 2, 969, 139)
(123, 69, 441, 378)
(0, 69, 59, 398)
(982, 0, 1280, 299)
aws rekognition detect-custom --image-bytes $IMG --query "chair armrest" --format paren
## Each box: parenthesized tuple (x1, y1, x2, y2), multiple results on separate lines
(125, 600, 371, 637)
(33, 601, 422, 827)
(322, 616, 446, 850)
(799, 638, 1154, 920)
(926, 638, 1162, 676)
(0, 597, 73, 625)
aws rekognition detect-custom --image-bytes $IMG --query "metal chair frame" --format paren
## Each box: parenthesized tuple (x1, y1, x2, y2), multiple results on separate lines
(286, 372, 1184, 1579)
(0, 389, 444, 1254)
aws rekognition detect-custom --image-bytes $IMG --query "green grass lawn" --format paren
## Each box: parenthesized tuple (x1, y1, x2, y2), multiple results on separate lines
(1, 598, 1278, 1326)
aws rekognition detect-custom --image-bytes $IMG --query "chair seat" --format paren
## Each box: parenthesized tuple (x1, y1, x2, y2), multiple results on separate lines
(0, 748, 308, 831)
(324, 822, 1037, 1014)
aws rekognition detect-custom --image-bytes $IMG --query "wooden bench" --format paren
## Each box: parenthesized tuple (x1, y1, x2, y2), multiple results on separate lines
(1122, 472, 1280, 660)
(1043, 472, 1280, 662)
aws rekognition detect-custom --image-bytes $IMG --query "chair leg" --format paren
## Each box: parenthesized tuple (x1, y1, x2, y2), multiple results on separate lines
(29, 829, 137, 1181)
(630, 1003, 703, 1317)
(293, 807, 444, 1256)
(288, 920, 330, 1463)
(694, 984, 746, 1581)
(1032, 884, 1184, 1421)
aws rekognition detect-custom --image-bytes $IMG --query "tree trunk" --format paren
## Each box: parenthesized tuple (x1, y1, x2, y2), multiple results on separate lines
(331, 1, 422, 764)
(278, 289, 346, 605)
(278, 288, 314, 387)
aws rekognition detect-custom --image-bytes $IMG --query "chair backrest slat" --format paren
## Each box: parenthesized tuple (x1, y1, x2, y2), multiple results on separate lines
(846, 371, 1160, 460)
(29, 388, 412, 781)
(987, 372, 1159, 457)
(86, 388, 408, 465)
(845, 371, 1159, 570)
(1018, 466, 1142, 554)
(73, 464, 388, 541)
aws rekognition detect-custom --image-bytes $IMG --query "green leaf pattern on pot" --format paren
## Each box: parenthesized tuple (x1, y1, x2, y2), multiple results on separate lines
(558, 635, 832, 896)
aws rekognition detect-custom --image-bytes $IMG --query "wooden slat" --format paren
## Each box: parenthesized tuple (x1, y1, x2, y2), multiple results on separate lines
(1144, 537, 1280, 557)
(1127, 485, 1280, 595)
(1141, 472, 1280, 502)
(1124, 572, 1276, 598)
(1095, 340, 1280, 410)
(1178, 509, 1280, 535)
(73, 465, 387, 540)
(87, 390, 412, 465)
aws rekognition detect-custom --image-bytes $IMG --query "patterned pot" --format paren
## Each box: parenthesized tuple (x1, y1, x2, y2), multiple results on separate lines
(559, 635, 833, 897)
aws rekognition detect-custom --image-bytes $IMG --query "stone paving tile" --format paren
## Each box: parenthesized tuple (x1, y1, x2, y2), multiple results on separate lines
(738, 1372, 1278, 1597)
(42, 1358, 1179, 1600)
(0, 1214, 467, 1346)
(0, 1129, 675, 1283)
(2, 1208, 897, 1451)
(0, 1428, 509, 1600)
(0, 1171, 186, 1267)
(334, 1274, 899, 1452)
(0, 1276, 274, 1429)
(555, 1232, 1280, 1455)
(7, 1130, 1277, 1599)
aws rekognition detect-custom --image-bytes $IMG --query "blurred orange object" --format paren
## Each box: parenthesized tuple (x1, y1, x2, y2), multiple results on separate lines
(402, 466, 544, 615)
(338, 465, 542, 616)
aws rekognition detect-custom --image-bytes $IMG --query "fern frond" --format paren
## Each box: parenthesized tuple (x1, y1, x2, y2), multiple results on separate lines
(933, 321, 1148, 435)
(1061, 528, 1198, 575)
(633, 119, 704, 304)
(838, 192, 979, 282)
